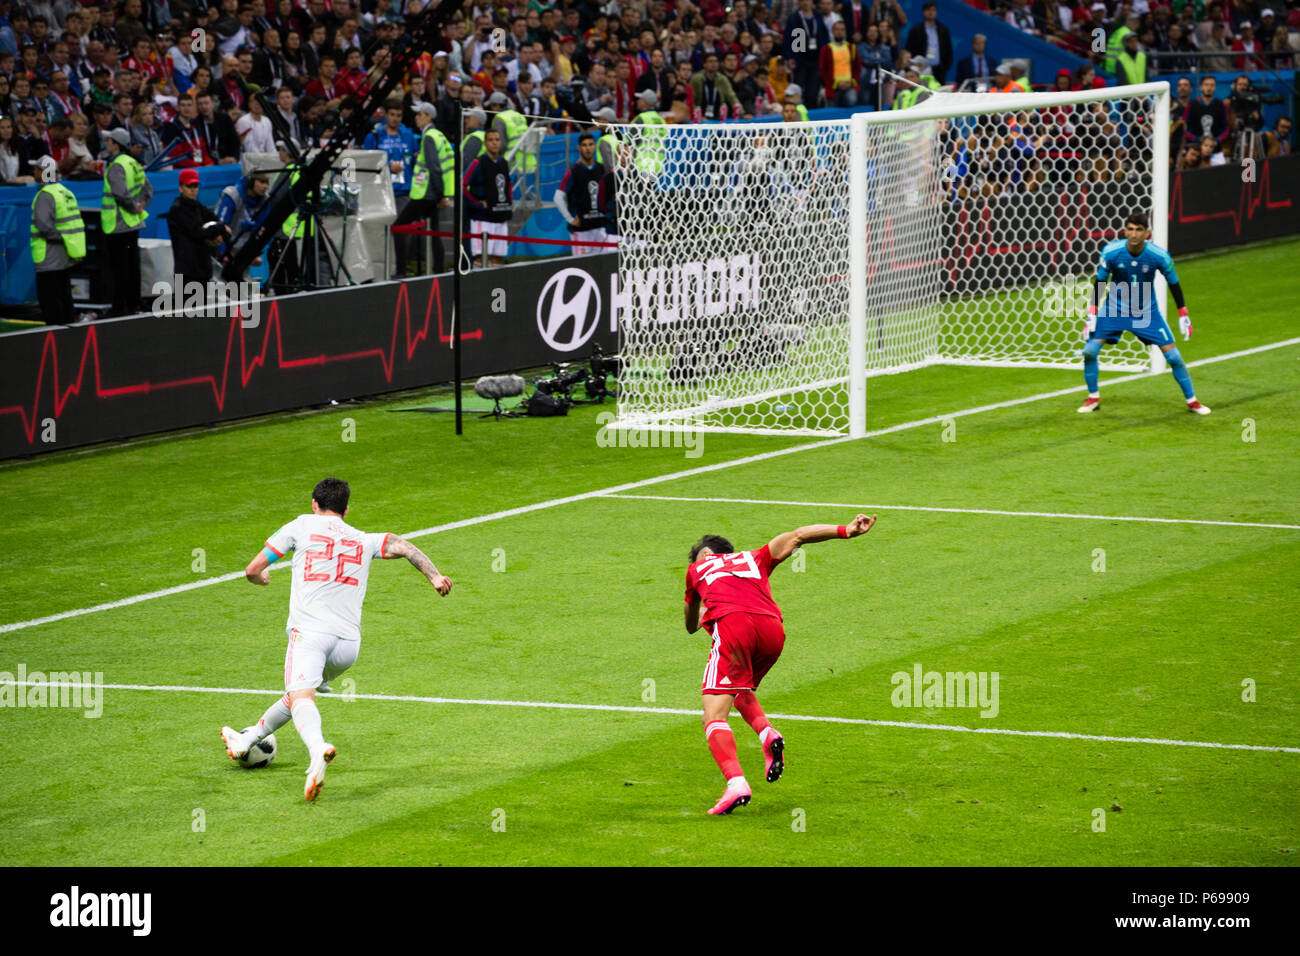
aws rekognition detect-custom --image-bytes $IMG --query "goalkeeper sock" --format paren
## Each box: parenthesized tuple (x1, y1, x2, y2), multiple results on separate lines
(734, 691, 773, 739)
(251, 694, 293, 741)
(1164, 347, 1195, 400)
(291, 696, 327, 761)
(1082, 339, 1102, 394)
(705, 720, 744, 782)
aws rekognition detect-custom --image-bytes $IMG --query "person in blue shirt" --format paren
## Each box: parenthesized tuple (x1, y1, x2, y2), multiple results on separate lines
(364, 96, 416, 274)
(364, 97, 416, 196)
(1080, 212, 1210, 415)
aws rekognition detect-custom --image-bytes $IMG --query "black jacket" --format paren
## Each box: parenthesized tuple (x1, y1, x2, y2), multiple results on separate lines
(905, 20, 954, 81)
(166, 194, 220, 283)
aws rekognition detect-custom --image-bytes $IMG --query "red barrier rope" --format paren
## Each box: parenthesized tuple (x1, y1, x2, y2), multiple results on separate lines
(390, 224, 619, 248)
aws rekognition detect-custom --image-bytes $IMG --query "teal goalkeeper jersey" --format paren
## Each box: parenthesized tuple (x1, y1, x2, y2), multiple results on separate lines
(1095, 239, 1179, 325)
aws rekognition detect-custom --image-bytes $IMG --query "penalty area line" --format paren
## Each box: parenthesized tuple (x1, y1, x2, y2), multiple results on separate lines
(1, 679, 1297, 755)
(599, 494, 1300, 532)
(3, 335, 1297, 636)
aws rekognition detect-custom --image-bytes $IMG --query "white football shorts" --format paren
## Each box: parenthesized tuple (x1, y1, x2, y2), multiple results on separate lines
(283, 628, 360, 692)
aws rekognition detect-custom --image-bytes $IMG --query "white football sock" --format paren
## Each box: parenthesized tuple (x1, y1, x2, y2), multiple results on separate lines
(291, 697, 326, 761)
(251, 697, 292, 741)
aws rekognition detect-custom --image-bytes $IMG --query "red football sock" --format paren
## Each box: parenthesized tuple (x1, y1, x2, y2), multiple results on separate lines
(734, 691, 773, 739)
(705, 720, 744, 781)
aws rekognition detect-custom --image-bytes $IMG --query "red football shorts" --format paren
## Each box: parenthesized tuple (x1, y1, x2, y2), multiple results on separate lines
(701, 612, 786, 695)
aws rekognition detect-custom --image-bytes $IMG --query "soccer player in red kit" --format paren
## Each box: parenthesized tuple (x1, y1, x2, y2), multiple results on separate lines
(684, 512, 878, 815)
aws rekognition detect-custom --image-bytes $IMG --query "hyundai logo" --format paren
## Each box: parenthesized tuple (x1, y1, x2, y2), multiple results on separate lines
(537, 268, 601, 352)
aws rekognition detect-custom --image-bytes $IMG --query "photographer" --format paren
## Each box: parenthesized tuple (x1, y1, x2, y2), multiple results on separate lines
(1226, 75, 1266, 137)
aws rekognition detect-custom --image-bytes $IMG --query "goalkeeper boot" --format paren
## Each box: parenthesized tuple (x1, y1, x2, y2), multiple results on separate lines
(221, 725, 251, 761)
(1187, 399, 1212, 416)
(1077, 396, 1101, 413)
(764, 733, 785, 783)
(304, 744, 337, 803)
(707, 779, 752, 816)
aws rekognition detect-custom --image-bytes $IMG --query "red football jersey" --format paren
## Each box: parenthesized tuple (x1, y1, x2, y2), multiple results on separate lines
(685, 545, 782, 625)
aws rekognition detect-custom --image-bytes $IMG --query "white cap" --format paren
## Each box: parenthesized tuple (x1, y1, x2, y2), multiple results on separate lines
(785, 83, 802, 97)
(636, 88, 658, 106)
(1260, 7, 1275, 17)
(592, 107, 617, 121)
(995, 63, 1011, 75)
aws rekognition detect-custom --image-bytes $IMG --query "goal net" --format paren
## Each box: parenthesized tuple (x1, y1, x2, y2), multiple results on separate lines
(612, 83, 1170, 437)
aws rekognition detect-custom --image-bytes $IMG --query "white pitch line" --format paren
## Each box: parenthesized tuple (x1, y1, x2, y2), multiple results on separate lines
(601, 494, 1300, 532)
(4, 335, 1298, 636)
(2, 679, 1296, 755)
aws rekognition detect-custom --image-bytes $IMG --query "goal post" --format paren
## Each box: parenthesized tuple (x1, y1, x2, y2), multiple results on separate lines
(613, 81, 1172, 437)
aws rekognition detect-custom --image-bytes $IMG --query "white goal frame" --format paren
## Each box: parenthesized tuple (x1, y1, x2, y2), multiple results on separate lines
(613, 81, 1172, 438)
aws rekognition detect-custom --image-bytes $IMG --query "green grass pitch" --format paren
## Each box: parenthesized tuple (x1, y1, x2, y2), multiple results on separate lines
(0, 238, 1296, 867)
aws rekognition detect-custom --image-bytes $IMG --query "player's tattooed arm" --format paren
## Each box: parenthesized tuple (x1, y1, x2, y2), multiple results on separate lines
(767, 513, 877, 565)
(384, 535, 453, 596)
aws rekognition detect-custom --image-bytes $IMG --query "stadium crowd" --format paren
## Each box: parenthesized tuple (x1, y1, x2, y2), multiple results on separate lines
(3, 0, 1293, 185)
(4, 0, 1295, 319)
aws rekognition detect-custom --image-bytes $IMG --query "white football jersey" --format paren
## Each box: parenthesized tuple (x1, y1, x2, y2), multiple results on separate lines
(264, 513, 389, 641)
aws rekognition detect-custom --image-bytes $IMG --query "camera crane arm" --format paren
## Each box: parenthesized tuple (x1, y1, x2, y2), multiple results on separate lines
(222, 0, 467, 281)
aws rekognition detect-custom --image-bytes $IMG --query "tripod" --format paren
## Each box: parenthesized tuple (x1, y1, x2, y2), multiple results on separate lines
(268, 178, 358, 293)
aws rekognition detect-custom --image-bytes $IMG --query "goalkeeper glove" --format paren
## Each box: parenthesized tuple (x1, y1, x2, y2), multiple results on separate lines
(1084, 303, 1097, 336)
(1178, 307, 1193, 340)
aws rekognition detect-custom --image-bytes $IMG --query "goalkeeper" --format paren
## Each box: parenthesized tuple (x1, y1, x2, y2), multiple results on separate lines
(1078, 212, 1211, 416)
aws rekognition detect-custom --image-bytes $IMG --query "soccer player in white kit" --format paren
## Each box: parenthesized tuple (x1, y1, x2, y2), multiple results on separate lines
(220, 478, 452, 802)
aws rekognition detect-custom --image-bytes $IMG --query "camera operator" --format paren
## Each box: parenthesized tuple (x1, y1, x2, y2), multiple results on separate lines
(1227, 75, 1266, 137)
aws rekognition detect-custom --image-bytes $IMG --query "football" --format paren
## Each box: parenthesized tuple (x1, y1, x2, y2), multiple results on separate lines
(238, 728, 277, 769)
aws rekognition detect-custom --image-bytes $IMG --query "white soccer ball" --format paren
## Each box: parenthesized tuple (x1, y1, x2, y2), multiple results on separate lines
(238, 728, 277, 768)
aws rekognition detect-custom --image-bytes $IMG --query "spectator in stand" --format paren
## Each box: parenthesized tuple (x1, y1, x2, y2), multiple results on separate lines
(1176, 139, 1203, 168)
(1199, 133, 1227, 165)
(820, 18, 861, 105)
(236, 92, 276, 154)
(1201, 20, 1235, 70)
(196, 90, 241, 164)
(692, 51, 740, 120)
(252, 28, 289, 91)
(868, 0, 908, 32)
(219, 54, 250, 111)
(1261, 115, 1291, 156)
(905, 2, 952, 83)
(1156, 23, 1197, 73)
(271, 84, 301, 149)
(304, 52, 343, 109)
(1232, 21, 1267, 69)
(843, 0, 870, 43)
(955, 34, 995, 87)
(783, 0, 829, 109)
(1170, 75, 1193, 143)
(1184, 74, 1229, 147)
(858, 22, 893, 105)
(129, 101, 162, 166)
(0, 115, 33, 185)
(1005, 0, 1041, 35)
(162, 93, 211, 169)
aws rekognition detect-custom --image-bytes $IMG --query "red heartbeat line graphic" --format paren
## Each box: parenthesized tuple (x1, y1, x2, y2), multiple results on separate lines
(1169, 159, 1293, 233)
(1, 278, 481, 446)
